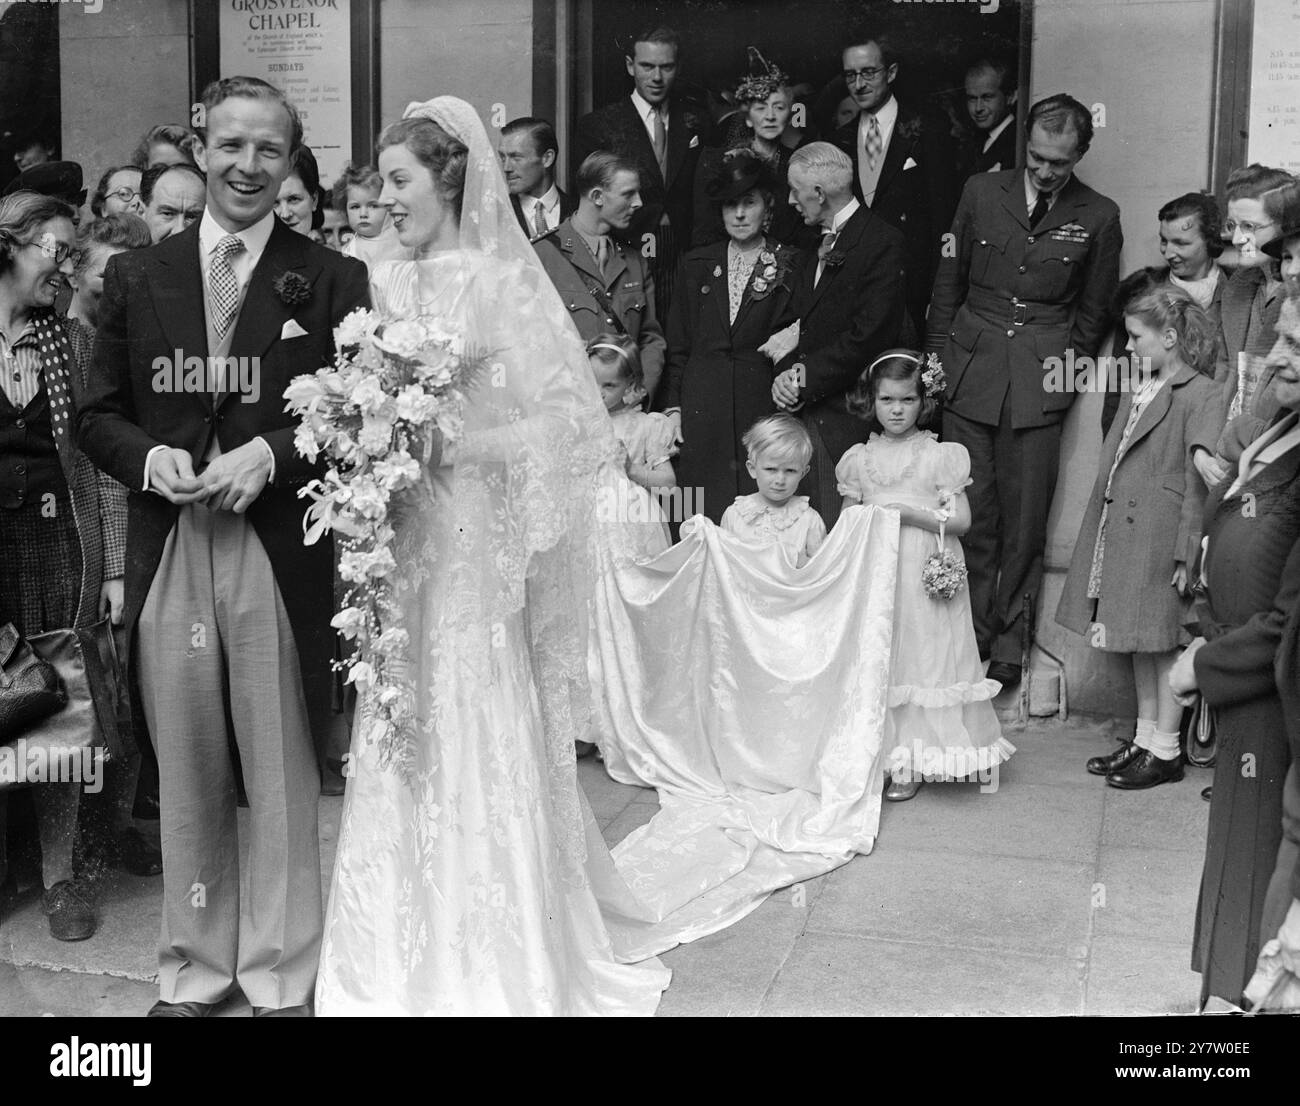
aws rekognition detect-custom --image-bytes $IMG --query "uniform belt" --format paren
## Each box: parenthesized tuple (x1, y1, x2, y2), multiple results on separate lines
(964, 287, 1072, 328)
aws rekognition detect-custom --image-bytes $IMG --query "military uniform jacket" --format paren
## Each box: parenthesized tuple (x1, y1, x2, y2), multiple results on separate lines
(533, 217, 667, 400)
(927, 169, 1123, 429)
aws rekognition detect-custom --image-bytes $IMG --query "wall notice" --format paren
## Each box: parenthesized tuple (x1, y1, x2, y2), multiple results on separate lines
(1248, 0, 1300, 174)
(219, 0, 352, 185)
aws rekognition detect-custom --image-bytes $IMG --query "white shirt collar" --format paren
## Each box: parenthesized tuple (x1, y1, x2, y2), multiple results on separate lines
(828, 197, 861, 235)
(1024, 170, 1070, 211)
(198, 208, 275, 270)
(525, 182, 560, 214)
(858, 95, 898, 140)
(631, 90, 668, 125)
(982, 112, 1014, 153)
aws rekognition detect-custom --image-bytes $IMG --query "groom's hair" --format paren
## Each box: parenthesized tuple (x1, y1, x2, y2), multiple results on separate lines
(197, 76, 304, 156)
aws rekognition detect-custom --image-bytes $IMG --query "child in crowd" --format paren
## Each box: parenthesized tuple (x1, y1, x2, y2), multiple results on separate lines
(1057, 287, 1220, 790)
(333, 163, 407, 271)
(720, 414, 826, 568)
(837, 350, 1011, 801)
(588, 334, 677, 555)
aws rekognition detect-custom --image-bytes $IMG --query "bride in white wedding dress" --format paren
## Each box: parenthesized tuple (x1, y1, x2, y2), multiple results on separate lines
(314, 97, 670, 1015)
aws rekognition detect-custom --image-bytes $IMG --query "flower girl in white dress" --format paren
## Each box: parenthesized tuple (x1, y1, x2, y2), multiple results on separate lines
(835, 351, 1013, 802)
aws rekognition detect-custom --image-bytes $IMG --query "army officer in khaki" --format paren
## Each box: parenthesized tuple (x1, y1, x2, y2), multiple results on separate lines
(534, 151, 666, 402)
(926, 94, 1122, 688)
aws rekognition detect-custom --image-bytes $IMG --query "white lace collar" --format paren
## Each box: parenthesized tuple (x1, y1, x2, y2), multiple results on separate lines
(732, 494, 812, 530)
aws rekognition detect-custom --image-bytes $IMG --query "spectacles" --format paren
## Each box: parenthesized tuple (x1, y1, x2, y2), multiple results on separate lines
(25, 239, 84, 266)
(842, 67, 888, 86)
(107, 187, 139, 204)
(1223, 219, 1274, 236)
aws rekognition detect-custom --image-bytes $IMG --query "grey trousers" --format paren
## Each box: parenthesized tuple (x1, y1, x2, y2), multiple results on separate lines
(137, 505, 321, 1008)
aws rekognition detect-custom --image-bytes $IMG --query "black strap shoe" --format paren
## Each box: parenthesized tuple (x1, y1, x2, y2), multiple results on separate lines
(147, 999, 217, 1017)
(1106, 749, 1184, 790)
(1086, 741, 1142, 777)
(986, 661, 1021, 688)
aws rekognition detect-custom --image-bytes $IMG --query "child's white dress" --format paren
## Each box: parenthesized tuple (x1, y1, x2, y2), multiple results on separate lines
(719, 494, 826, 567)
(600, 408, 675, 558)
(836, 431, 1013, 779)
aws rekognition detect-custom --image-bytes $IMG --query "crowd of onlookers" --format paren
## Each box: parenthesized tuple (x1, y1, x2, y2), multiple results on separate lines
(1, 21, 1299, 1012)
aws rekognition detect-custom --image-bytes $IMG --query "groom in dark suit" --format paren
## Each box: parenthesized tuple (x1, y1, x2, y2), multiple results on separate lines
(78, 76, 369, 1017)
(573, 24, 703, 320)
(771, 142, 906, 526)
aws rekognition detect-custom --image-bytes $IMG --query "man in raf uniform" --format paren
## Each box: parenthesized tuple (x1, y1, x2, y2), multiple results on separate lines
(535, 150, 666, 402)
(926, 93, 1122, 688)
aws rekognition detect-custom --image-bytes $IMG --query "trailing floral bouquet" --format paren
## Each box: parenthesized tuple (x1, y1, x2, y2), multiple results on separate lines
(284, 307, 491, 778)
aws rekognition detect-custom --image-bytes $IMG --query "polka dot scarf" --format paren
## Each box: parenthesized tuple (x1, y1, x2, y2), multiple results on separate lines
(30, 311, 78, 474)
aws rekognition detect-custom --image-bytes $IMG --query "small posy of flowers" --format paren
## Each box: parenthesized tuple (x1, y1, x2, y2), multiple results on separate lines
(921, 352, 946, 397)
(273, 270, 313, 307)
(284, 307, 491, 779)
(921, 491, 966, 600)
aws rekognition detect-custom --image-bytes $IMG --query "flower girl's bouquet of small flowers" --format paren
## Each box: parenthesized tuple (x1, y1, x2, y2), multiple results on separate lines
(921, 490, 968, 601)
(284, 307, 490, 777)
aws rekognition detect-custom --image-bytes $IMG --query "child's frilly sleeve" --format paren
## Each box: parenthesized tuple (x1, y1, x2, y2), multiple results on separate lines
(835, 443, 867, 502)
(934, 442, 973, 497)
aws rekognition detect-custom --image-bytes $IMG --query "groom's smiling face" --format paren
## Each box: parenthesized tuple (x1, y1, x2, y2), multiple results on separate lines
(195, 96, 295, 232)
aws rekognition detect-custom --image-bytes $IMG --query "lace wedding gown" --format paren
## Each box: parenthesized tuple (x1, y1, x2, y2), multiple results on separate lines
(315, 254, 671, 1015)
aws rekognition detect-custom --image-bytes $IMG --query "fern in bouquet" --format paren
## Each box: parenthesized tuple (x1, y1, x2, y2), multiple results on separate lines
(284, 307, 491, 779)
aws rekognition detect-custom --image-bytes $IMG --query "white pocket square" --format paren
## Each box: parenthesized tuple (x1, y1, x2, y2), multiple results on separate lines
(903, 157, 918, 171)
(280, 319, 308, 340)
(689, 135, 700, 148)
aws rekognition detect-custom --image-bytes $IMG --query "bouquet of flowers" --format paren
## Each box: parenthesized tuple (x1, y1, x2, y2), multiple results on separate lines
(284, 307, 491, 778)
(921, 494, 968, 601)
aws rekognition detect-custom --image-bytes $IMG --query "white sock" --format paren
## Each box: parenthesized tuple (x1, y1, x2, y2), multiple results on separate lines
(1146, 728, 1181, 761)
(1131, 718, 1156, 750)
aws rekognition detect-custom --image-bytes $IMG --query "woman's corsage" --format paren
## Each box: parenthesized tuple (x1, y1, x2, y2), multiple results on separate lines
(749, 246, 792, 301)
(273, 270, 313, 307)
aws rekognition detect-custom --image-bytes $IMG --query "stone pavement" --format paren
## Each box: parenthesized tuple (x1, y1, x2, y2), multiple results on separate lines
(0, 713, 1213, 1016)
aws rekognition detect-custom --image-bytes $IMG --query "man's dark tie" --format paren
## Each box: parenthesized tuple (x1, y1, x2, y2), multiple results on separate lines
(1029, 188, 1051, 228)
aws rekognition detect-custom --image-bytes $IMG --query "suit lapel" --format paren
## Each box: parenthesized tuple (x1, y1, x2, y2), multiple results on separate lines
(872, 106, 914, 202)
(1032, 175, 1087, 237)
(807, 208, 864, 314)
(556, 219, 603, 283)
(222, 220, 316, 409)
(147, 224, 209, 368)
(707, 244, 731, 334)
(664, 102, 691, 190)
(618, 98, 664, 190)
(731, 237, 777, 334)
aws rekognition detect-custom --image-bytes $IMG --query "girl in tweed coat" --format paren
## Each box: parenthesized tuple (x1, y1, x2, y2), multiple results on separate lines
(1057, 287, 1219, 790)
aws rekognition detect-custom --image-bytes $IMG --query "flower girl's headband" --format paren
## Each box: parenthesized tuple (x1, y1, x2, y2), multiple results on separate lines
(867, 351, 946, 398)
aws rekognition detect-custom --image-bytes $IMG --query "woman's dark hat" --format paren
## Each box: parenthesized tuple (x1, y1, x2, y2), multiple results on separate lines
(2, 161, 86, 207)
(705, 149, 775, 205)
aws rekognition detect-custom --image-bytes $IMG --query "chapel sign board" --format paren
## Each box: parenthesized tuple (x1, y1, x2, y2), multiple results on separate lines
(1247, 0, 1300, 174)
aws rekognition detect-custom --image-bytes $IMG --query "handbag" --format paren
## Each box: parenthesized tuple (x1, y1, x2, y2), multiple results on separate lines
(0, 622, 67, 740)
(1185, 695, 1217, 768)
(0, 618, 133, 793)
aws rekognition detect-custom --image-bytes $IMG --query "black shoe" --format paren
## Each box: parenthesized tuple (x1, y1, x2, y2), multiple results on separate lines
(42, 881, 96, 942)
(1106, 750, 1184, 790)
(253, 1003, 311, 1017)
(320, 758, 346, 797)
(1201, 786, 1213, 802)
(575, 740, 597, 759)
(148, 999, 216, 1017)
(986, 661, 1021, 688)
(1087, 741, 1142, 777)
(110, 828, 163, 878)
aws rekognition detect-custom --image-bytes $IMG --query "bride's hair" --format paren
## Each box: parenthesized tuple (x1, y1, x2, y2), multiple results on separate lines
(376, 116, 468, 218)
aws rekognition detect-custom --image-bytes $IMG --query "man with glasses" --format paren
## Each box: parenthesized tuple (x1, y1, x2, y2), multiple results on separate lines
(1190, 167, 1298, 477)
(832, 33, 957, 340)
(926, 94, 1122, 690)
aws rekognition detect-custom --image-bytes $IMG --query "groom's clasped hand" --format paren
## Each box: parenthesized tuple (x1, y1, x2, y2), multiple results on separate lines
(149, 441, 273, 513)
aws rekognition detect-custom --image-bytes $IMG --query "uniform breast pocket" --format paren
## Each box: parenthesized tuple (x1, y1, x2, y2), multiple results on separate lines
(1036, 244, 1079, 301)
(971, 232, 1009, 285)
(1161, 474, 1185, 501)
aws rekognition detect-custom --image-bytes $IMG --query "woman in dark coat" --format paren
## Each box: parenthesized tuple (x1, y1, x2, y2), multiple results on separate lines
(1171, 304, 1300, 1006)
(664, 151, 802, 524)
